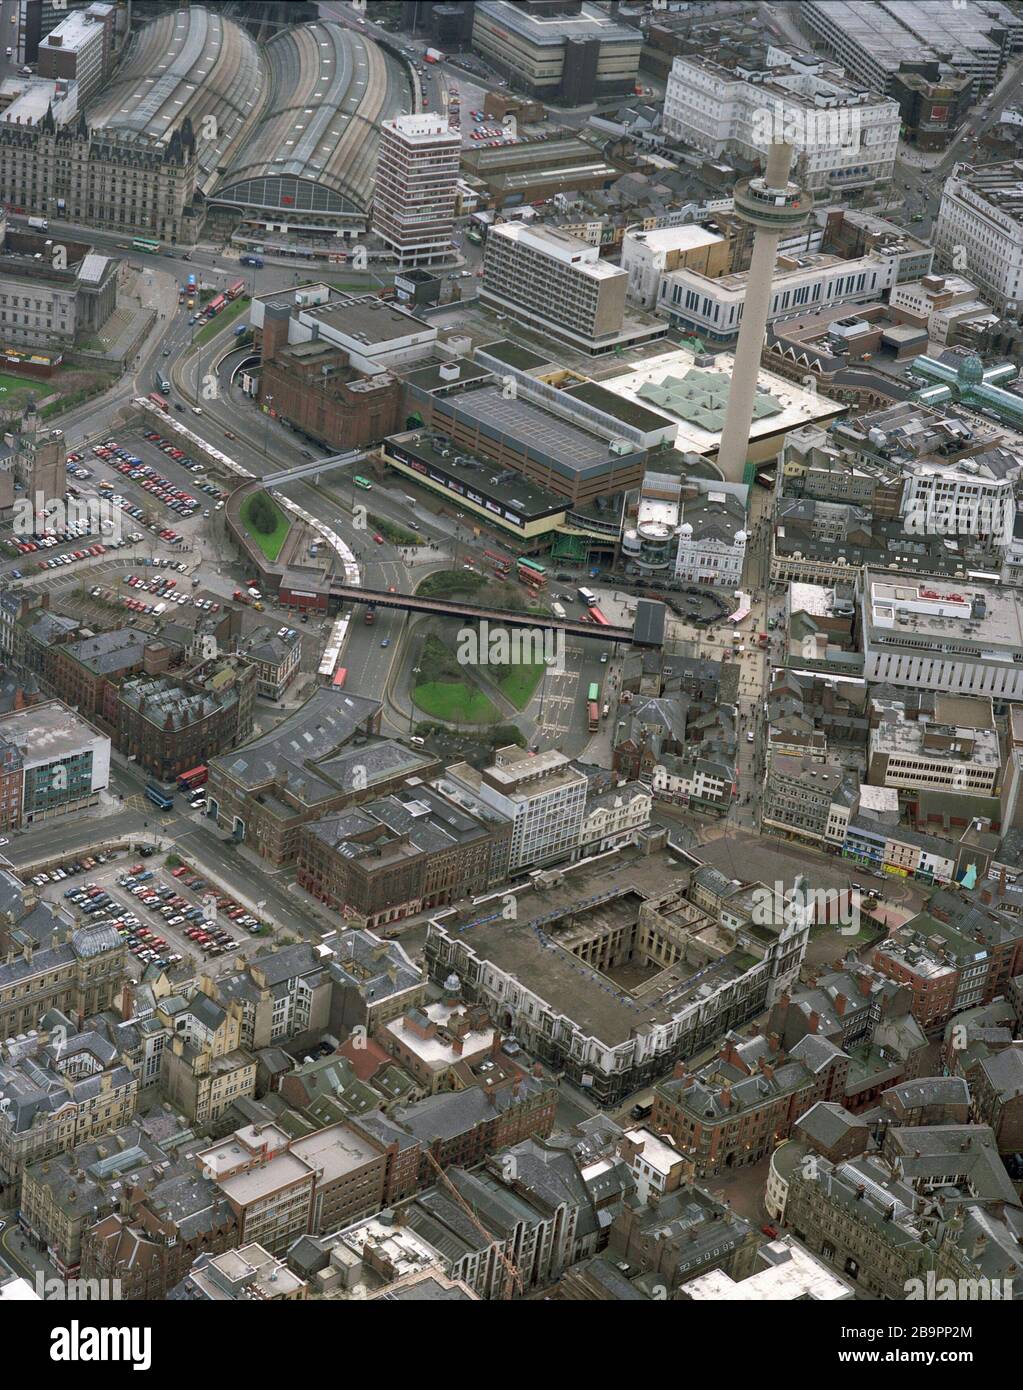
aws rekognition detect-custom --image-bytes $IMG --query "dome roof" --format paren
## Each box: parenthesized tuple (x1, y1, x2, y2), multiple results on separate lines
(957, 354, 984, 385)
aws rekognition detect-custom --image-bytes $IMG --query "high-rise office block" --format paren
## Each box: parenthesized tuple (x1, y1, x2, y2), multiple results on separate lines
(36, 2, 115, 103)
(372, 113, 460, 268)
(480, 221, 631, 353)
(715, 143, 811, 483)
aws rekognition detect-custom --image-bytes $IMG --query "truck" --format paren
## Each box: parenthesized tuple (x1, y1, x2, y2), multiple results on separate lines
(27, 216, 48, 231)
(364, 606, 377, 626)
(424, 47, 443, 63)
(240, 255, 264, 268)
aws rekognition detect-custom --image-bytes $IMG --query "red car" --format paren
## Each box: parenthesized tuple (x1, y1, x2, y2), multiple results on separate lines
(761, 1224, 779, 1239)
(373, 533, 384, 545)
(172, 865, 188, 877)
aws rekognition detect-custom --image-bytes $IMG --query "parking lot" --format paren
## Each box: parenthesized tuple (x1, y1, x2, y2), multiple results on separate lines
(86, 427, 229, 549)
(31, 847, 272, 981)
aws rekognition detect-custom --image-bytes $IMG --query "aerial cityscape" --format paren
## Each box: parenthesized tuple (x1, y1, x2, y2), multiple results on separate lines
(0, 0, 1020, 1345)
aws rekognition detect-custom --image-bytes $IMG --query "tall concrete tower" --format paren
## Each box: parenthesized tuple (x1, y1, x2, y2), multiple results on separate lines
(715, 143, 812, 484)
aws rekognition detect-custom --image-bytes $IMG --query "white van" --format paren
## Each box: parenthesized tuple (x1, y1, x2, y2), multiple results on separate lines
(409, 736, 426, 747)
(153, 602, 166, 615)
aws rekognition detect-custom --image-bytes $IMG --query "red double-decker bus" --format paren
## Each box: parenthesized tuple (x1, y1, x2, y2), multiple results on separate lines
(148, 392, 170, 412)
(517, 557, 546, 589)
(226, 279, 245, 301)
(177, 765, 208, 792)
(587, 701, 599, 733)
(588, 606, 611, 627)
(483, 549, 510, 576)
(207, 293, 227, 316)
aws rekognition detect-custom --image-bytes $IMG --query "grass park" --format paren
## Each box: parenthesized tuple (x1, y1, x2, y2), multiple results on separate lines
(240, 489, 291, 562)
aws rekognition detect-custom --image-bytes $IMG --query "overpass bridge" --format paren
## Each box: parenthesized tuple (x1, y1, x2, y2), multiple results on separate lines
(334, 584, 664, 648)
(263, 450, 364, 486)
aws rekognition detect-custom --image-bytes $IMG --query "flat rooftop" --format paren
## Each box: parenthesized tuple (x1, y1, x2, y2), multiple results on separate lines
(216, 1151, 312, 1205)
(385, 430, 566, 521)
(290, 1123, 380, 1184)
(432, 848, 770, 1047)
(597, 346, 843, 456)
(627, 225, 726, 256)
(489, 221, 626, 280)
(0, 699, 101, 763)
(804, 0, 1005, 74)
(305, 295, 433, 347)
(475, 0, 640, 47)
(864, 571, 1023, 654)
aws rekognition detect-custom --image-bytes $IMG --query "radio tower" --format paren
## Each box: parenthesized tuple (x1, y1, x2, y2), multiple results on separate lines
(715, 142, 812, 484)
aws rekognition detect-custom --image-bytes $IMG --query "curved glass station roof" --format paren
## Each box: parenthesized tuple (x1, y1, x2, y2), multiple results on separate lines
(213, 21, 412, 217)
(85, 10, 410, 218)
(86, 7, 263, 189)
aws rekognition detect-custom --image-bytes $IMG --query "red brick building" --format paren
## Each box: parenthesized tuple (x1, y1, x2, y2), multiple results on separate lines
(652, 1034, 849, 1177)
(258, 302, 404, 453)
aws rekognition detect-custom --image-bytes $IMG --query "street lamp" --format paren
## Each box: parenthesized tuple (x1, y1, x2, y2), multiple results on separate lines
(262, 395, 274, 458)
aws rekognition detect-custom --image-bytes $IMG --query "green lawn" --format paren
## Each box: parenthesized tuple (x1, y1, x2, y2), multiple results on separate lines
(240, 491, 290, 561)
(0, 371, 39, 406)
(330, 279, 388, 293)
(193, 296, 250, 346)
(413, 680, 499, 725)
(495, 661, 544, 711)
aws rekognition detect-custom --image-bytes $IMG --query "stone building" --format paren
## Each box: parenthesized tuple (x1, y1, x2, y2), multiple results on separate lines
(0, 111, 200, 246)
(257, 301, 405, 454)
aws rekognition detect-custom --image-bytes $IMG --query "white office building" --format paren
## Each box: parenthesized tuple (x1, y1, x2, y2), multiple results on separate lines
(620, 223, 729, 310)
(934, 162, 1023, 314)
(861, 571, 1023, 699)
(372, 113, 461, 268)
(663, 50, 900, 198)
(480, 221, 664, 354)
(899, 452, 1021, 547)
(658, 249, 900, 346)
(445, 746, 587, 873)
